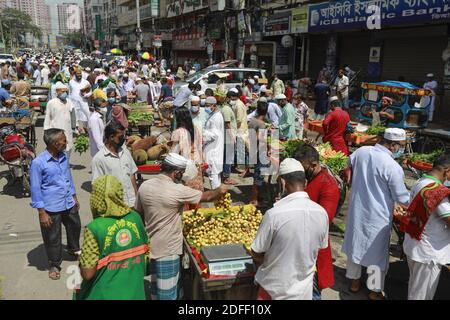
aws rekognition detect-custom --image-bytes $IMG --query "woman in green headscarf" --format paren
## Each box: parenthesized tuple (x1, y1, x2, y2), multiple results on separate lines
(74, 175, 149, 300)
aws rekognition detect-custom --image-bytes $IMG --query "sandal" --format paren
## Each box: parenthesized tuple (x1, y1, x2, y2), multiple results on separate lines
(349, 279, 362, 293)
(223, 178, 238, 185)
(48, 267, 61, 280)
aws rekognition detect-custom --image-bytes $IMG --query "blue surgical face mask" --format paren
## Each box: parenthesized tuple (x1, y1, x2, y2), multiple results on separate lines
(191, 105, 199, 113)
(200, 99, 206, 107)
(205, 107, 212, 114)
(107, 97, 116, 105)
(58, 92, 68, 101)
(392, 146, 405, 159)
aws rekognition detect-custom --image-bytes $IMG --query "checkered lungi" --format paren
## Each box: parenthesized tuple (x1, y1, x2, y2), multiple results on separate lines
(149, 255, 182, 300)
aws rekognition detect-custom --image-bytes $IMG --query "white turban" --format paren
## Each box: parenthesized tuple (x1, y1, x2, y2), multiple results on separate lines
(164, 153, 188, 169)
(384, 128, 406, 141)
(279, 158, 304, 176)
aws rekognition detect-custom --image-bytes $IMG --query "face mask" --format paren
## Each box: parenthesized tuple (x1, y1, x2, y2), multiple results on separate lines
(392, 146, 405, 159)
(76, 75, 82, 81)
(205, 107, 212, 114)
(191, 105, 199, 113)
(230, 100, 237, 107)
(200, 99, 206, 106)
(444, 180, 450, 187)
(117, 135, 126, 148)
(58, 92, 68, 101)
(107, 97, 116, 105)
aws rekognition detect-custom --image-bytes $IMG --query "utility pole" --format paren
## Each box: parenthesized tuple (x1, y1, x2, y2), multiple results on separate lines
(136, 0, 142, 60)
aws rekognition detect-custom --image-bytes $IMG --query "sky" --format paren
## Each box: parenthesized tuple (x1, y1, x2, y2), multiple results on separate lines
(44, 0, 83, 34)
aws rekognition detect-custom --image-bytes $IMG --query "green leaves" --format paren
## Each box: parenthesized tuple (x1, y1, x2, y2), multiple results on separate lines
(409, 149, 444, 164)
(365, 124, 386, 136)
(74, 135, 89, 155)
(128, 111, 154, 126)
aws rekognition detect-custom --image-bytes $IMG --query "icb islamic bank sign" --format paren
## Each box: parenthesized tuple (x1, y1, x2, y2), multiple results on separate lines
(308, 0, 450, 33)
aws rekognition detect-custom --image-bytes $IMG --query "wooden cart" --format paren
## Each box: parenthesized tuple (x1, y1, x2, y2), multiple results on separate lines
(0, 110, 38, 147)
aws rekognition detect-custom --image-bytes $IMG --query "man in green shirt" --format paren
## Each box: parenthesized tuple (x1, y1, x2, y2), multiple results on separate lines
(276, 94, 297, 140)
(221, 92, 238, 185)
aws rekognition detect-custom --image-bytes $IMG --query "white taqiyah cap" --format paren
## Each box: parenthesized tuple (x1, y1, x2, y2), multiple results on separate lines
(279, 158, 304, 175)
(249, 79, 255, 85)
(275, 93, 287, 100)
(205, 96, 217, 105)
(196, 90, 205, 96)
(229, 88, 239, 94)
(384, 128, 406, 141)
(54, 82, 68, 90)
(426, 73, 434, 77)
(254, 75, 259, 79)
(329, 96, 339, 103)
(163, 153, 188, 169)
(258, 97, 267, 103)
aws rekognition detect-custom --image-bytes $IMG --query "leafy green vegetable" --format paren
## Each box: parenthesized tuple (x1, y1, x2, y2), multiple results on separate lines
(281, 140, 305, 159)
(128, 102, 148, 108)
(74, 135, 89, 155)
(128, 111, 154, 125)
(365, 124, 386, 135)
(409, 149, 444, 164)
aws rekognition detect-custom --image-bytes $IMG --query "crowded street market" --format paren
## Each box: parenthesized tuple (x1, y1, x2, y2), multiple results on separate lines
(0, 0, 450, 303)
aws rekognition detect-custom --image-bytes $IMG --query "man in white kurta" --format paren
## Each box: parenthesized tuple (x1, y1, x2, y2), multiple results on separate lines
(203, 96, 224, 189)
(43, 83, 74, 153)
(69, 69, 91, 131)
(88, 99, 106, 157)
(403, 155, 450, 300)
(342, 128, 410, 300)
(251, 158, 329, 300)
(423, 73, 438, 122)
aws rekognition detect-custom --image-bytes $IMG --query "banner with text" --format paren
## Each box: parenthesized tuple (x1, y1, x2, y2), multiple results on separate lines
(308, 0, 450, 33)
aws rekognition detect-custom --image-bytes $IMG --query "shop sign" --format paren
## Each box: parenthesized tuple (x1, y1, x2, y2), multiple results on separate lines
(309, 0, 450, 33)
(275, 44, 289, 74)
(173, 37, 206, 50)
(369, 46, 381, 62)
(153, 35, 162, 47)
(209, 29, 222, 39)
(291, 7, 309, 34)
(166, 0, 208, 18)
(264, 11, 291, 36)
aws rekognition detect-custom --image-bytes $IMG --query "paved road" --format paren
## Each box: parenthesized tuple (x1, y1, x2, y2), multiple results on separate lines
(0, 116, 449, 300)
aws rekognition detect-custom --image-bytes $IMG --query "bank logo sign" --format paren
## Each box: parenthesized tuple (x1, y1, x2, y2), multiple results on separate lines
(308, 0, 450, 33)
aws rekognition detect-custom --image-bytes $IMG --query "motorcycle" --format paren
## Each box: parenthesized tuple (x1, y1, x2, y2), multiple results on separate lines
(0, 123, 36, 196)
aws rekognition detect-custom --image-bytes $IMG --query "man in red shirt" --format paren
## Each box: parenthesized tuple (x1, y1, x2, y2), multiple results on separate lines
(322, 96, 350, 155)
(295, 144, 340, 300)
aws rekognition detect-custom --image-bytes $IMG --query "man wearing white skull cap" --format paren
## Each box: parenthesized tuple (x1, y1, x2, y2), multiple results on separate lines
(342, 127, 410, 300)
(135, 153, 227, 300)
(251, 158, 329, 300)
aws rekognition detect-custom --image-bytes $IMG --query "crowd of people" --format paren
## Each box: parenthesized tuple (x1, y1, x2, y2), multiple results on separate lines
(0, 50, 448, 301)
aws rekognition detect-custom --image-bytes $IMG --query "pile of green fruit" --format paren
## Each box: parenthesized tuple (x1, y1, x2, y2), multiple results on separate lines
(128, 111, 154, 126)
(74, 135, 89, 155)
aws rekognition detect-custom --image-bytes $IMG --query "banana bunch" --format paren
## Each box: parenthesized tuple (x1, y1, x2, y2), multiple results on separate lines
(183, 204, 263, 249)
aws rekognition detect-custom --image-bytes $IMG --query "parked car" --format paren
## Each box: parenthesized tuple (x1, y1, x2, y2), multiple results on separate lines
(173, 64, 267, 96)
(0, 54, 14, 64)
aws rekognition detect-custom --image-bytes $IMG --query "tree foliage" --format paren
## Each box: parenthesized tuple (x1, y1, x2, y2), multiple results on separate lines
(64, 31, 83, 48)
(0, 8, 42, 49)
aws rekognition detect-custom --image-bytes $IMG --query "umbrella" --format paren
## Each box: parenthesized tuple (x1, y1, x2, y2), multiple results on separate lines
(141, 52, 152, 60)
(79, 59, 98, 70)
(111, 48, 123, 54)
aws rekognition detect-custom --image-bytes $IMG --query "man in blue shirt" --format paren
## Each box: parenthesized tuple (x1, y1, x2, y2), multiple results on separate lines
(0, 84, 11, 108)
(30, 128, 81, 280)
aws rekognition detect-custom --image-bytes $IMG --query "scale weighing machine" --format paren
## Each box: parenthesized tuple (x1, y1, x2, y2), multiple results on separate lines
(200, 244, 255, 276)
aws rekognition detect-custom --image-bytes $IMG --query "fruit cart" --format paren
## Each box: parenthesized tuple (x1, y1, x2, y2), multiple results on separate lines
(181, 199, 262, 299)
(30, 86, 50, 114)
